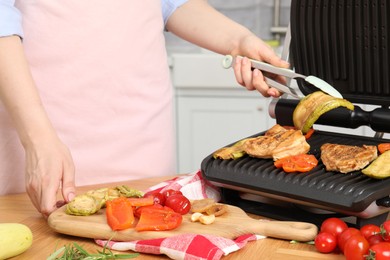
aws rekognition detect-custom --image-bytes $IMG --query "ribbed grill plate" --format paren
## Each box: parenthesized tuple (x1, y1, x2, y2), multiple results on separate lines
(201, 130, 390, 212)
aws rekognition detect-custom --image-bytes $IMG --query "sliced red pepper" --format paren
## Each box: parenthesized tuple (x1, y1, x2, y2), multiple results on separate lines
(127, 196, 154, 207)
(304, 128, 315, 139)
(274, 154, 318, 173)
(274, 156, 290, 168)
(378, 143, 390, 154)
(133, 204, 174, 218)
(106, 197, 135, 231)
(135, 208, 182, 232)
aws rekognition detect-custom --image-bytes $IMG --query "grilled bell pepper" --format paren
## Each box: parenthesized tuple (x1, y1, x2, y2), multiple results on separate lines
(378, 143, 390, 154)
(135, 208, 182, 231)
(274, 154, 318, 173)
(293, 91, 354, 134)
(106, 197, 135, 231)
(126, 196, 154, 207)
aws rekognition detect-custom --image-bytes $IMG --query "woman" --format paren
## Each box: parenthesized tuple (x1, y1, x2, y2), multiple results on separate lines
(0, 0, 289, 217)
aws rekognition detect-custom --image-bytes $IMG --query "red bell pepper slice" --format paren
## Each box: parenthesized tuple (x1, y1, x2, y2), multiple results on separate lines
(106, 197, 135, 231)
(134, 204, 174, 218)
(127, 196, 154, 207)
(304, 128, 315, 139)
(378, 143, 390, 154)
(274, 154, 318, 173)
(135, 208, 182, 231)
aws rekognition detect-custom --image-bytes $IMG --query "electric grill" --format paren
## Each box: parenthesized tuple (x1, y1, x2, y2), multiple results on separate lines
(201, 0, 390, 228)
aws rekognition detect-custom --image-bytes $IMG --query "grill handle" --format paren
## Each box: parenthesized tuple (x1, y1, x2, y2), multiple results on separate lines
(269, 98, 390, 133)
(376, 197, 390, 208)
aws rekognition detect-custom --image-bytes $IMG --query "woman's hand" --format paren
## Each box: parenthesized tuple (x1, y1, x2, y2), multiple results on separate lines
(0, 36, 76, 218)
(166, 0, 290, 98)
(231, 34, 290, 98)
(24, 133, 76, 218)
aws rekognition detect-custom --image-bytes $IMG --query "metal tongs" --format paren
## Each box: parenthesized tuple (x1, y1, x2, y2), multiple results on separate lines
(222, 55, 343, 99)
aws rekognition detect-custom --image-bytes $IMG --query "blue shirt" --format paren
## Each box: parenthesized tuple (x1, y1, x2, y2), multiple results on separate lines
(0, 0, 188, 38)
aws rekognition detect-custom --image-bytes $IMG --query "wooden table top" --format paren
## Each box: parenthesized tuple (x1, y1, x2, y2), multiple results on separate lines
(0, 175, 345, 260)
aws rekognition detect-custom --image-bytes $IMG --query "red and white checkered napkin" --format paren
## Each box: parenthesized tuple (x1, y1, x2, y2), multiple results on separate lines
(96, 233, 264, 260)
(95, 170, 266, 260)
(143, 170, 221, 201)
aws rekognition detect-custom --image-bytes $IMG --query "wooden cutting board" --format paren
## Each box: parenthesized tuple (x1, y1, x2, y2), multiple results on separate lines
(48, 204, 318, 242)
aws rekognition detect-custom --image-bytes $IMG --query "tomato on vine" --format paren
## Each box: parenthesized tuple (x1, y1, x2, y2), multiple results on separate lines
(162, 189, 183, 199)
(143, 190, 166, 206)
(360, 224, 381, 240)
(320, 217, 348, 238)
(381, 220, 390, 241)
(338, 227, 361, 252)
(343, 234, 369, 260)
(367, 234, 385, 246)
(314, 232, 337, 253)
(164, 194, 191, 215)
(367, 242, 390, 260)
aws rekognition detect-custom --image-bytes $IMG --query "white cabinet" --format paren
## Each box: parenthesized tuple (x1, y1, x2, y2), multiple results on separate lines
(171, 54, 274, 173)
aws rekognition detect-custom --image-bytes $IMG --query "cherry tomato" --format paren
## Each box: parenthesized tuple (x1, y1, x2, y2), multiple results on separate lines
(368, 242, 390, 260)
(367, 234, 385, 246)
(381, 220, 390, 241)
(320, 218, 348, 238)
(164, 194, 191, 215)
(360, 224, 381, 240)
(343, 234, 370, 260)
(314, 232, 337, 253)
(143, 191, 166, 206)
(338, 227, 361, 252)
(162, 189, 183, 199)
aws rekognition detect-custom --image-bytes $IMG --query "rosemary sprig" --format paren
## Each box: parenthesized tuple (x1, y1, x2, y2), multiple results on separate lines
(47, 241, 139, 260)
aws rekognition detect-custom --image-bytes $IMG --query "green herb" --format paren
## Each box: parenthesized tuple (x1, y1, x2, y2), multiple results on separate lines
(47, 241, 139, 260)
(290, 240, 315, 245)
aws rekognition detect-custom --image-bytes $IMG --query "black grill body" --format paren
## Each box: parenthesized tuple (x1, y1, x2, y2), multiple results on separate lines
(201, 131, 390, 216)
(290, 0, 390, 106)
(201, 0, 390, 227)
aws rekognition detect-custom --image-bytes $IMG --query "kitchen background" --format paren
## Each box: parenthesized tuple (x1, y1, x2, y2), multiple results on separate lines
(166, 0, 387, 174)
(165, 0, 290, 54)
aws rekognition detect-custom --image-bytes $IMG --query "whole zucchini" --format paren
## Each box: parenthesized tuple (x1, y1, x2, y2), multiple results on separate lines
(0, 223, 33, 259)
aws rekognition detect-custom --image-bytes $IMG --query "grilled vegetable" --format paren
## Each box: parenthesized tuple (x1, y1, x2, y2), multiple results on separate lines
(213, 138, 252, 159)
(205, 203, 228, 216)
(378, 143, 390, 154)
(0, 223, 33, 259)
(274, 154, 318, 173)
(293, 91, 354, 134)
(135, 208, 182, 231)
(85, 188, 114, 209)
(362, 150, 390, 179)
(66, 194, 101, 216)
(191, 198, 216, 213)
(66, 185, 143, 216)
(106, 197, 135, 231)
(116, 185, 144, 198)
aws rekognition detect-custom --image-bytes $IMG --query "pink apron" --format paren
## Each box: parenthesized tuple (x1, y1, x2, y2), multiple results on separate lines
(0, 1, 175, 194)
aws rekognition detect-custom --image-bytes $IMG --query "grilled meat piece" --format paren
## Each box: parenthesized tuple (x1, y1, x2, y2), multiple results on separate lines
(272, 130, 311, 160)
(321, 143, 378, 173)
(244, 124, 310, 160)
